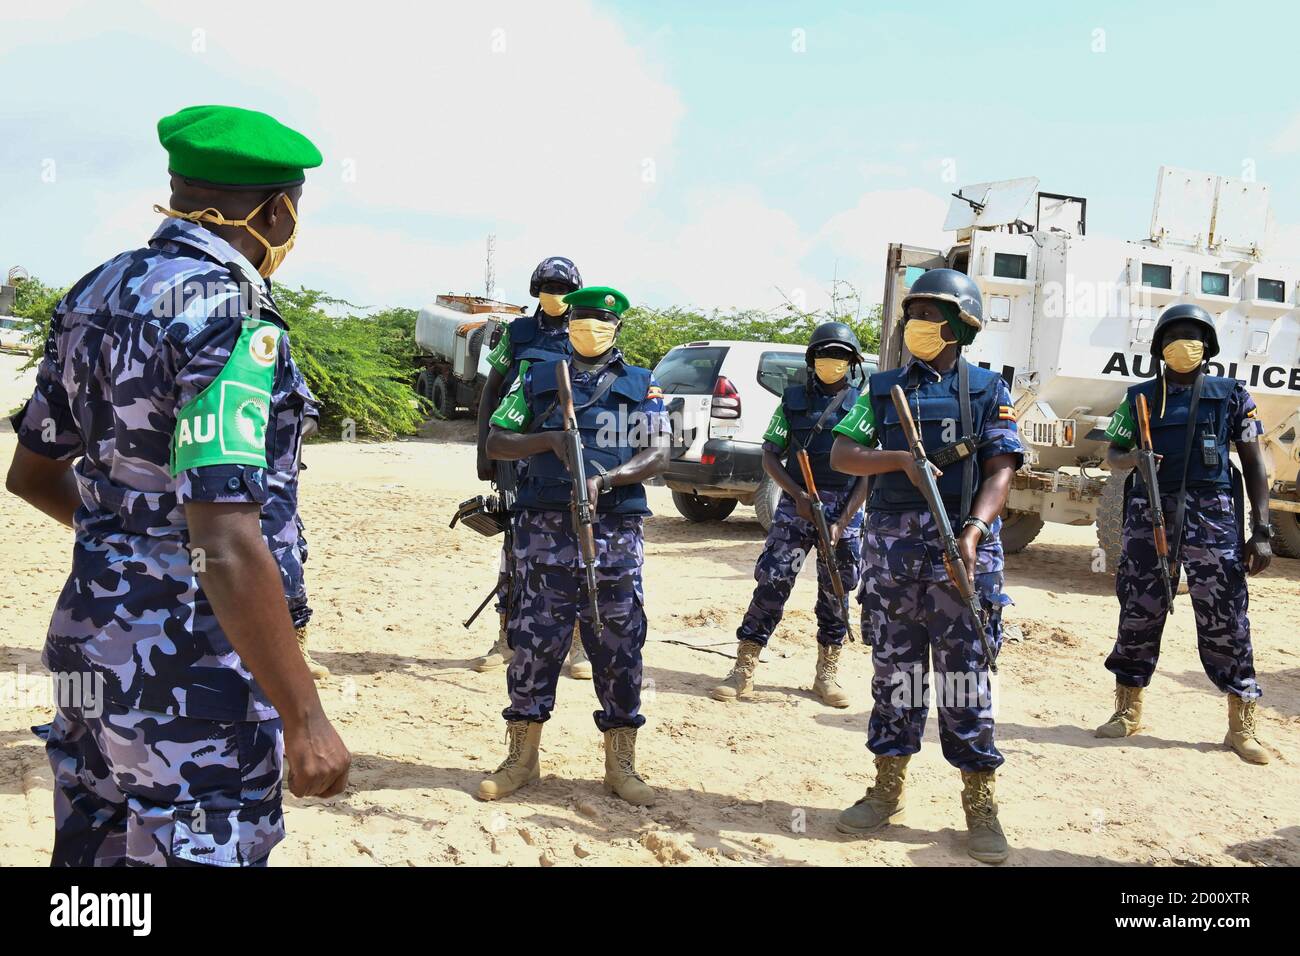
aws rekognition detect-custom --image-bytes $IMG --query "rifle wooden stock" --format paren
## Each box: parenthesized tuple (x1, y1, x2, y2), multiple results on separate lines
(1134, 392, 1175, 606)
(795, 448, 855, 641)
(890, 384, 924, 453)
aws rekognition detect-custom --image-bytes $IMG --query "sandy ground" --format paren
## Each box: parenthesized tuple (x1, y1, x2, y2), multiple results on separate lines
(1, 350, 1298, 867)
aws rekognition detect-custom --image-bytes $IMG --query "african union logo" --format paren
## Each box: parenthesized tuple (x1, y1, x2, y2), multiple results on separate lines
(248, 326, 279, 366)
(235, 397, 269, 446)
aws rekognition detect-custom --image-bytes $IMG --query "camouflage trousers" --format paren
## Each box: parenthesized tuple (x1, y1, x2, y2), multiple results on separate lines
(737, 488, 863, 648)
(1107, 489, 1259, 699)
(861, 569, 1008, 772)
(504, 510, 647, 732)
(38, 701, 284, 867)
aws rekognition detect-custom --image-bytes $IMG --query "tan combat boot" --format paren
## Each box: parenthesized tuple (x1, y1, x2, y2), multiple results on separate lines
(960, 770, 1009, 864)
(295, 626, 330, 680)
(603, 727, 656, 806)
(710, 640, 762, 702)
(837, 755, 909, 833)
(473, 613, 512, 673)
(1225, 695, 1271, 765)
(813, 643, 850, 708)
(477, 720, 543, 800)
(1094, 682, 1144, 738)
(567, 622, 593, 680)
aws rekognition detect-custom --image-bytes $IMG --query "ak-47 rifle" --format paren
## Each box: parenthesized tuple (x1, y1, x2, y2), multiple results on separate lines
(555, 361, 602, 635)
(889, 384, 996, 673)
(1134, 392, 1175, 607)
(795, 449, 856, 642)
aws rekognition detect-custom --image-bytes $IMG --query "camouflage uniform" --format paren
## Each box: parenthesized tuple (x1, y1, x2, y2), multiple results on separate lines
(489, 350, 666, 730)
(270, 375, 319, 632)
(484, 312, 572, 617)
(12, 217, 309, 865)
(506, 511, 647, 728)
(1103, 380, 1263, 698)
(737, 382, 864, 648)
(833, 358, 1022, 772)
(37, 702, 283, 867)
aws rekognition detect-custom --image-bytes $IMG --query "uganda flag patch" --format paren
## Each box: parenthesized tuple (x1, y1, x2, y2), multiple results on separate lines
(998, 404, 1016, 422)
(647, 385, 664, 401)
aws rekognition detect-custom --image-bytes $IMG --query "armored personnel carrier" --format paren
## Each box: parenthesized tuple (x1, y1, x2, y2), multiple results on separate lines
(877, 167, 1300, 560)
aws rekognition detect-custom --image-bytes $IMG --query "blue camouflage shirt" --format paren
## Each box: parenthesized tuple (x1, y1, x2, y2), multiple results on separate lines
(11, 218, 316, 721)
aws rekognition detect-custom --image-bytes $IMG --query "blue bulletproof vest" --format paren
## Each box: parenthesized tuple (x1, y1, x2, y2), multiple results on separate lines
(500, 311, 572, 392)
(514, 359, 653, 516)
(868, 360, 1002, 516)
(781, 382, 859, 491)
(1126, 375, 1234, 493)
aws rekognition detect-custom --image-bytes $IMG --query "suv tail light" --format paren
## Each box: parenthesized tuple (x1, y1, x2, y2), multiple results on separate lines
(710, 376, 741, 420)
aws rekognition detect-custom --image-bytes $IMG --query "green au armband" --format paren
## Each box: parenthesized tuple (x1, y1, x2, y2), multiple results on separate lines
(763, 406, 790, 450)
(171, 319, 281, 475)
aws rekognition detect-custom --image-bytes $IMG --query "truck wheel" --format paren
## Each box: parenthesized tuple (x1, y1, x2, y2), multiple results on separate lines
(415, 371, 435, 417)
(671, 491, 738, 523)
(1271, 512, 1300, 559)
(1000, 510, 1044, 553)
(1096, 470, 1128, 572)
(430, 374, 457, 419)
(753, 474, 782, 532)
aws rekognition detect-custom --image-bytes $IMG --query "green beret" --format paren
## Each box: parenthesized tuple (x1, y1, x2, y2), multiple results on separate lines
(563, 286, 630, 317)
(158, 105, 323, 188)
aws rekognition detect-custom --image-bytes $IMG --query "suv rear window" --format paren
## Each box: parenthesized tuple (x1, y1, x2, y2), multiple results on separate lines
(654, 346, 728, 394)
(757, 351, 806, 396)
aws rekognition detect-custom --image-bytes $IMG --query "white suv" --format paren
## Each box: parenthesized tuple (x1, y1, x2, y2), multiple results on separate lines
(653, 339, 878, 530)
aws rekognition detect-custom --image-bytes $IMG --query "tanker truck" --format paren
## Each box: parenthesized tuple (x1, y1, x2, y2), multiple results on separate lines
(414, 294, 526, 419)
(877, 166, 1300, 561)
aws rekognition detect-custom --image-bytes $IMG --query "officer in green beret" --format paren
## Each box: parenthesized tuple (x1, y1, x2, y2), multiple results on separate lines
(155, 105, 334, 680)
(6, 105, 350, 865)
(479, 286, 671, 805)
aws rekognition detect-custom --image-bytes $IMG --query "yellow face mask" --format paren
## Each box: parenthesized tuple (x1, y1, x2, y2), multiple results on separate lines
(538, 292, 569, 317)
(814, 357, 850, 384)
(1162, 338, 1205, 374)
(569, 318, 617, 358)
(154, 193, 299, 278)
(903, 319, 948, 361)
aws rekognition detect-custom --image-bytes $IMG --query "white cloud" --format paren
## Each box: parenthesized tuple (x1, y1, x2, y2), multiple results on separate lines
(0, 1, 959, 318)
(816, 187, 950, 303)
(1267, 113, 1300, 155)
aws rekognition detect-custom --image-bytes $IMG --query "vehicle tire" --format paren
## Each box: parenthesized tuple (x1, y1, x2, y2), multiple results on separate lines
(1096, 469, 1129, 572)
(1272, 511, 1300, 559)
(671, 491, 739, 523)
(431, 374, 457, 420)
(753, 474, 782, 532)
(415, 371, 435, 417)
(999, 509, 1044, 554)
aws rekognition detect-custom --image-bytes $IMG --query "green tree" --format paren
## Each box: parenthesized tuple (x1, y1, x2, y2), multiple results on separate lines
(10, 277, 69, 371)
(272, 286, 423, 440)
(617, 297, 882, 370)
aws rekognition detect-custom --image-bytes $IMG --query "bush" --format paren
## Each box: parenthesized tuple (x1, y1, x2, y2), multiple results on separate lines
(11, 277, 69, 372)
(9, 269, 885, 440)
(271, 286, 424, 440)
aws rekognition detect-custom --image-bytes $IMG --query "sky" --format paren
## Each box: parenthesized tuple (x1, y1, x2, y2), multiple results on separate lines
(3, 0, 1299, 315)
